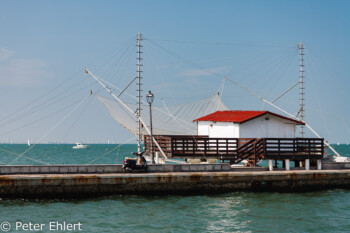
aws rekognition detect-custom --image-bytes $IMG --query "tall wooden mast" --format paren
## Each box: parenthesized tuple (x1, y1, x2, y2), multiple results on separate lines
(137, 33, 143, 153)
(299, 42, 305, 138)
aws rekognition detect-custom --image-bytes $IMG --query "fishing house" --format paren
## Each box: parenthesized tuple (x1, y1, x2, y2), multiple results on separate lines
(89, 35, 327, 170)
(194, 110, 301, 138)
(144, 109, 324, 170)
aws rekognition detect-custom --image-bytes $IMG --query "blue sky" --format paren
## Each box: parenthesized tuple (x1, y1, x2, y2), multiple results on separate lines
(0, 0, 349, 144)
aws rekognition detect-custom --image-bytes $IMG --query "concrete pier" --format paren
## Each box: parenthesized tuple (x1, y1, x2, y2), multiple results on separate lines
(1, 169, 350, 198)
(0, 164, 230, 175)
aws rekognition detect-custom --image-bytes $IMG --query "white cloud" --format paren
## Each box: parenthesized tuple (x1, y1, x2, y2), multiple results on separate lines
(0, 48, 14, 61)
(0, 48, 51, 87)
(179, 66, 229, 77)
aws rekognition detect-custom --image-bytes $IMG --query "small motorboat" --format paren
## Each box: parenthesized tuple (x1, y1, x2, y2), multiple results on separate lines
(73, 142, 88, 149)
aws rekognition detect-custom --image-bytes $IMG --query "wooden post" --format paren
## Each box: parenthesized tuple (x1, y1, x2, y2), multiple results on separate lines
(293, 138, 296, 158)
(254, 140, 256, 167)
(226, 139, 229, 156)
(155, 152, 159, 164)
(317, 159, 322, 170)
(305, 159, 310, 170)
(183, 138, 185, 152)
(269, 160, 274, 171)
(192, 138, 195, 157)
(216, 139, 219, 155)
(285, 159, 290, 171)
(279, 139, 281, 158)
(170, 137, 173, 156)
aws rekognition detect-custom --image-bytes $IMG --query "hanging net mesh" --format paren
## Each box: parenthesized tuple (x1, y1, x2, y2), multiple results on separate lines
(96, 94, 228, 136)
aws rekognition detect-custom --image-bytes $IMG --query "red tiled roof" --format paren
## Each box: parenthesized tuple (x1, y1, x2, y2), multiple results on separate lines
(193, 110, 304, 125)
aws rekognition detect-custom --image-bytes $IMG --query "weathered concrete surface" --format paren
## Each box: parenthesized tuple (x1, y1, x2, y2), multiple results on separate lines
(322, 162, 350, 170)
(1, 170, 350, 198)
(231, 167, 268, 172)
(0, 164, 231, 175)
(149, 163, 231, 172)
(0, 165, 124, 175)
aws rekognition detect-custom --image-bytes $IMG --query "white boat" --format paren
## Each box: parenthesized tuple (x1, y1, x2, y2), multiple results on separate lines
(73, 142, 88, 149)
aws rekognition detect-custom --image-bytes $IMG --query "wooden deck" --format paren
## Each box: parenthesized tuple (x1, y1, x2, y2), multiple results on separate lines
(144, 135, 324, 165)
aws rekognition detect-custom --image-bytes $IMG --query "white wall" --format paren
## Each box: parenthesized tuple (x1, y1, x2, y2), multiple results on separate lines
(197, 121, 239, 137)
(209, 122, 239, 138)
(197, 121, 210, 136)
(240, 114, 296, 138)
(196, 114, 297, 138)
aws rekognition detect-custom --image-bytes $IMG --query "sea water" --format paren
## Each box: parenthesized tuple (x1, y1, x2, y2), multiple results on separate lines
(0, 144, 350, 232)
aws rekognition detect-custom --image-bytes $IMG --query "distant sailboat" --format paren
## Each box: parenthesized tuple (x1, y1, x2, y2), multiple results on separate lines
(27, 139, 31, 146)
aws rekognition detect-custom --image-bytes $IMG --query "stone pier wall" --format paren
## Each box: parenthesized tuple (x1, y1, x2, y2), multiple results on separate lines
(1, 170, 350, 198)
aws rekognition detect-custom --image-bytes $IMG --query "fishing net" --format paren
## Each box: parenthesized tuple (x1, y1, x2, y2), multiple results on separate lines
(96, 94, 228, 136)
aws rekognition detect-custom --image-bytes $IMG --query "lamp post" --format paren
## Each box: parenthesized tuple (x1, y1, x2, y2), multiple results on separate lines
(146, 91, 155, 164)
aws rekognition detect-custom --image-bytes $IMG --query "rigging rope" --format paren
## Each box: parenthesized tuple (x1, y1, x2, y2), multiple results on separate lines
(263, 50, 298, 99)
(145, 38, 294, 49)
(160, 99, 194, 132)
(224, 76, 342, 157)
(60, 96, 93, 142)
(95, 76, 199, 129)
(0, 69, 83, 125)
(243, 48, 296, 90)
(306, 52, 334, 144)
(305, 48, 350, 143)
(0, 147, 50, 165)
(144, 45, 178, 105)
(217, 77, 226, 110)
(272, 81, 300, 103)
(0, 92, 91, 137)
(89, 39, 345, 159)
(86, 137, 136, 164)
(8, 94, 91, 165)
(0, 80, 89, 129)
(86, 70, 169, 160)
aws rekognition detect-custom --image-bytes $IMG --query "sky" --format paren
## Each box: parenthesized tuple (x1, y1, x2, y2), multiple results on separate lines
(0, 0, 349, 144)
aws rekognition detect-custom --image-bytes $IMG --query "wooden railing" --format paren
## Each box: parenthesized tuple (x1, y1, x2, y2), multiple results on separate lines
(264, 138, 324, 160)
(144, 135, 324, 163)
(171, 136, 238, 158)
(144, 135, 173, 157)
(234, 138, 265, 166)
